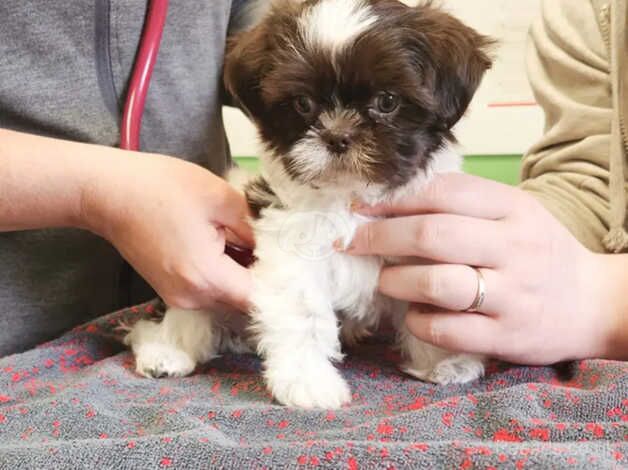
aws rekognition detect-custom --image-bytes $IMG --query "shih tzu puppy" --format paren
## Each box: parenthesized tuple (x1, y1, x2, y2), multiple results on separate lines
(124, 0, 494, 408)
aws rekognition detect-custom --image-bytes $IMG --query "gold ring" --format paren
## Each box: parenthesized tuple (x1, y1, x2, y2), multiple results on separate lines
(464, 267, 486, 312)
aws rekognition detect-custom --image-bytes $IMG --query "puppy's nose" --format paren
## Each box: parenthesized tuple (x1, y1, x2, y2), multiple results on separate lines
(321, 130, 352, 154)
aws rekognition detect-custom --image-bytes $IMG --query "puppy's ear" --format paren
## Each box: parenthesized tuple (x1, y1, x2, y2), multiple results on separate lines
(223, 23, 270, 120)
(407, 4, 495, 129)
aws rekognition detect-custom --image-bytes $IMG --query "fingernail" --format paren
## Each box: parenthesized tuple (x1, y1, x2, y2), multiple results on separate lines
(333, 238, 343, 251)
(333, 238, 349, 252)
(350, 198, 366, 212)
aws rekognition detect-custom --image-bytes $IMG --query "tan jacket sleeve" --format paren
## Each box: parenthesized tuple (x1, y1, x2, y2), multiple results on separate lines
(521, 0, 613, 252)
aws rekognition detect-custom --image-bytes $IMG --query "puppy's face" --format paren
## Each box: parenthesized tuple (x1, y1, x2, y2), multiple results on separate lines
(225, 0, 493, 189)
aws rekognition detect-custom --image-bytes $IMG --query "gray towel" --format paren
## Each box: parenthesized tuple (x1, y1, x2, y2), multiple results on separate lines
(0, 300, 626, 469)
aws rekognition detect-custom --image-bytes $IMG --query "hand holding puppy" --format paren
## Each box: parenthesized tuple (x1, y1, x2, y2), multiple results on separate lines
(344, 173, 628, 364)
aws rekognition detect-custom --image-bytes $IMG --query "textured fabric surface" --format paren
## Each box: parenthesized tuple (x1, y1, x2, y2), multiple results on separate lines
(0, 299, 626, 469)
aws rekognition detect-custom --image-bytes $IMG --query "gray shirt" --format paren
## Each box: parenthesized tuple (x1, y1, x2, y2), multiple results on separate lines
(0, 0, 235, 355)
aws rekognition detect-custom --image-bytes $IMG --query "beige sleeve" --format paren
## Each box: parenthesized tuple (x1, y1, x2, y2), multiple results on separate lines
(521, 0, 613, 252)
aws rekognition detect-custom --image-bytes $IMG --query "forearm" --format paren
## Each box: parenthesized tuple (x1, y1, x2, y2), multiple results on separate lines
(0, 129, 122, 232)
(596, 254, 628, 360)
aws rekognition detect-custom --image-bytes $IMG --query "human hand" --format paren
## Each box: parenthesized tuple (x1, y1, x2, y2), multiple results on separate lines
(82, 152, 254, 311)
(341, 173, 621, 364)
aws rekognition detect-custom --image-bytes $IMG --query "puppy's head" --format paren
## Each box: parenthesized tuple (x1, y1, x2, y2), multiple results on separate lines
(225, 0, 494, 189)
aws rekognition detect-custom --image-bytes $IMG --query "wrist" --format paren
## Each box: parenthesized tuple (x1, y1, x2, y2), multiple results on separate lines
(587, 253, 628, 360)
(74, 146, 137, 238)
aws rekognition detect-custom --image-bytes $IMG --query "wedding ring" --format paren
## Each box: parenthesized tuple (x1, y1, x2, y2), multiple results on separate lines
(464, 267, 486, 313)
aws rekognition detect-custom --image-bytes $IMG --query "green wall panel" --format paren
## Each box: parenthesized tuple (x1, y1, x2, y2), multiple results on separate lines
(463, 154, 522, 185)
(233, 155, 522, 186)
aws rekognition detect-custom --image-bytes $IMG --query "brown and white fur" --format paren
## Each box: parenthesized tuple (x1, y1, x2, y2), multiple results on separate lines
(124, 0, 494, 408)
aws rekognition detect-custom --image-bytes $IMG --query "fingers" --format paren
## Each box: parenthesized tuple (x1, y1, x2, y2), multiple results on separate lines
(405, 309, 500, 355)
(224, 227, 253, 249)
(343, 214, 503, 267)
(206, 254, 253, 311)
(380, 264, 494, 312)
(226, 216, 256, 249)
(356, 173, 520, 220)
(212, 184, 256, 248)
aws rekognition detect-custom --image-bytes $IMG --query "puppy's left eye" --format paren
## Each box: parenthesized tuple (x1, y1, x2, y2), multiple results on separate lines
(375, 92, 400, 114)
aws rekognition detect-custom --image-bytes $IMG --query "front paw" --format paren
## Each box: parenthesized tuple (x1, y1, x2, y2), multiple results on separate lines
(133, 342, 196, 379)
(266, 363, 351, 409)
(402, 354, 485, 385)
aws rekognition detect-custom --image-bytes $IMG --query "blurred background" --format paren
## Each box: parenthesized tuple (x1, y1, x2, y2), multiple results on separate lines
(225, 0, 544, 185)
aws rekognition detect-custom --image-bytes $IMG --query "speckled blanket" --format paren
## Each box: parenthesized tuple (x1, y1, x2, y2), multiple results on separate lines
(0, 299, 626, 469)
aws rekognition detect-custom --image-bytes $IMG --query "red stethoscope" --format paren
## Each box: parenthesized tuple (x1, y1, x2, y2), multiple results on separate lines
(120, 0, 254, 267)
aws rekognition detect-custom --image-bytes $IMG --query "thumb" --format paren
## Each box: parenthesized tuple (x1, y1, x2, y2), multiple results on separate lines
(204, 253, 253, 312)
(212, 185, 256, 248)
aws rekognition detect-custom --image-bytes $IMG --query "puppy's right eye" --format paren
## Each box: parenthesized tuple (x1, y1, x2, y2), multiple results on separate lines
(374, 92, 400, 114)
(294, 95, 317, 117)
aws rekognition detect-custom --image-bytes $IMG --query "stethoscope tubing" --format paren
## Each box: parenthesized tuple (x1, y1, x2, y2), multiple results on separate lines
(120, 0, 169, 152)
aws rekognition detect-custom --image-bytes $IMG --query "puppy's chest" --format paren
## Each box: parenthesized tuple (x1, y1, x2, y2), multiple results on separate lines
(253, 203, 382, 311)
(245, 174, 385, 314)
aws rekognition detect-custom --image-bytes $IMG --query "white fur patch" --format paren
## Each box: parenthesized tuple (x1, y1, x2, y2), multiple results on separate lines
(298, 0, 377, 57)
(286, 130, 332, 180)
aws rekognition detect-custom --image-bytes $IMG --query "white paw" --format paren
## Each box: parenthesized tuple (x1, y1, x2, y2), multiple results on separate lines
(267, 364, 351, 409)
(133, 342, 196, 379)
(402, 354, 485, 385)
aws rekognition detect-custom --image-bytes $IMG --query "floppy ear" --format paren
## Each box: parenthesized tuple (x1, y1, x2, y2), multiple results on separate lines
(223, 23, 270, 120)
(407, 4, 495, 129)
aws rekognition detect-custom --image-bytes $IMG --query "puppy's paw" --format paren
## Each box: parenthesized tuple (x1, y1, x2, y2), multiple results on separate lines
(133, 342, 196, 379)
(402, 354, 484, 385)
(267, 363, 351, 409)
(340, 323, 372, 348)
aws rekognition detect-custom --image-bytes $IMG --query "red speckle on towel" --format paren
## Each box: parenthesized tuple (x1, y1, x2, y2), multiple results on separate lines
(377, 422, 393, 436)
(407, 397, 426, 410)
(585, 423, 605, 438)
(409, 443, 429, 452)
(442, 412, 454, 427)
(529, 428, 550, 441)
(493, 429, 522, 442)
